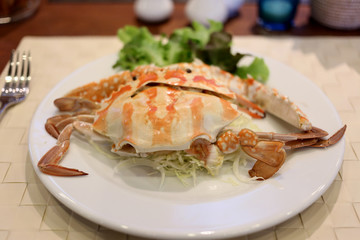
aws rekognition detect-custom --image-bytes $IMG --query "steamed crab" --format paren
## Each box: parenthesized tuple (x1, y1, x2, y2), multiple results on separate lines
(38, 60, 346, 179)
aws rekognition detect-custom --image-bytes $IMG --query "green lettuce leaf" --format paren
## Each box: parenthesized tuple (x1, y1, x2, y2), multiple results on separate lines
(113, 21, 270, 83)
(236, 57, 270, 84)
(113, 26, 166, 69)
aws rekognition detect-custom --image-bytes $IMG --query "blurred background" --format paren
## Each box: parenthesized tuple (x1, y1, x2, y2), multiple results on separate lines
(1, 0, 359, 71)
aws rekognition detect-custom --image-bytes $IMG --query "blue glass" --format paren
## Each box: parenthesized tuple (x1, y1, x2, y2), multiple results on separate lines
(258, 0, 299, 31)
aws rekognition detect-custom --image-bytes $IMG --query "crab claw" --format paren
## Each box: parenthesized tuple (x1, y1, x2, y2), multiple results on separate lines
(217, 129, 286, 167)
(217, 129, 286, 179)
(310, 125, 347, 148)
(242, 141, 286, 168)
(38, 125, 88, 176)
(238, 129, 286, 179)
(280, 125, 346, 149)
(248, 157, 285, 180)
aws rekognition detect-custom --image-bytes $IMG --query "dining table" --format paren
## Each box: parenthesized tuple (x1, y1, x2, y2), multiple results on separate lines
(0, 1, 360, 240)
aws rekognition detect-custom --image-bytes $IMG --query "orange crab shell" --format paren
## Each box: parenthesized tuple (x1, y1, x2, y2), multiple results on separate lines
(66, 61, 252, 155)
(92, 84, 243, 154)
(64, 62, 237, 103)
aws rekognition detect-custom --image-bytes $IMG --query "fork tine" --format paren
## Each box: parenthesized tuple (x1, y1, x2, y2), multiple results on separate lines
(4, 50, 15, 90)
(10, 52, 20, 91)
(25, 51, 31, 91)
(18, 52, 25, 91)
(18, 51, 30, 92)
(0, 50, 31, 120)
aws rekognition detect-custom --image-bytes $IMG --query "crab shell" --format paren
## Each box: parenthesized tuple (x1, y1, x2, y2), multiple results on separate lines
(90, 63, 251, 155)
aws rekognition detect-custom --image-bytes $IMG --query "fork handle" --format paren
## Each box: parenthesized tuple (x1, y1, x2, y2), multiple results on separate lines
(0, 100, 14, 120)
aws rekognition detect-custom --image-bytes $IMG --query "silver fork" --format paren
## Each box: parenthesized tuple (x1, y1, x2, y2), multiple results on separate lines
(0, 50, 31, 120)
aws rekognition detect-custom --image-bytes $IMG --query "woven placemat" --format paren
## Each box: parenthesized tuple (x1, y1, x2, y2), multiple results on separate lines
(0, 36, 359, 240)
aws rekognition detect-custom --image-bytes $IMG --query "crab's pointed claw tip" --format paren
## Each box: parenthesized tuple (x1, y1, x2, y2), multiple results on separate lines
(311, 124, 347, 148)
(309, 126, 329, 138)
(38, 138, 88, 177)
(331, 124, 347, 143)
(38, 164, 88, 176)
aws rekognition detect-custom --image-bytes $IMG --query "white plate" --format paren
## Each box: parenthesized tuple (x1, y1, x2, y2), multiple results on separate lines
(29, 53, 345, 239)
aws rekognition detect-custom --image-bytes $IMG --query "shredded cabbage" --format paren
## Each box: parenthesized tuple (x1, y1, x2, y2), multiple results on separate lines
(114, 151, 206, 186)
(231, 151, 263, 182)
(90, 114, 262, 186)
(114, 158, 166, 189)
(113, 148, 261, 186)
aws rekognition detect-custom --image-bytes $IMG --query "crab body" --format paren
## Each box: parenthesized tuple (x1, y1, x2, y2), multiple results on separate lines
(38, 60, 346, 179)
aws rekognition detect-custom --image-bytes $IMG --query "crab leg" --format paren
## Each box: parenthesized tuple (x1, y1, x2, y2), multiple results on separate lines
(54, 97, 100, 113)
(247, 126, 345, 178)
(243, 78, 312, 131)
(45, 114, 72, 139)
(310, 125, 347, 148)
(63, 71, 134, 103)
(38, 124, 88, 176)
(216, 125, 346, 179)
(235, 95, 265, 119)
(54, 115, 94, 133)
(284, 138, 319, 149)
(273, 125, 346, 149)
(256, 126, 329, 143)
(45, 113, 95, 139)
(214, 65, 311, 130)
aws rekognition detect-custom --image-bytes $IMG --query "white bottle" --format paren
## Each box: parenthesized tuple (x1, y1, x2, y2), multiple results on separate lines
(134, 0, 174, 23)
(185, 0, 228, 26)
